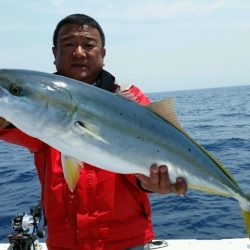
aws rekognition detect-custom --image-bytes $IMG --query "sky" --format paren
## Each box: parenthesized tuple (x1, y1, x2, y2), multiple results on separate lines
(0, 0, 249, 93)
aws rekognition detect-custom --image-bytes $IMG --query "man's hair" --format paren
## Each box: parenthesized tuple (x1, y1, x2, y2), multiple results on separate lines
(53, 13, 105, 48)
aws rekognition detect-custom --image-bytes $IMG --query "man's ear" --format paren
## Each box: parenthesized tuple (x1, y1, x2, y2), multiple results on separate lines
(52, 47, 57, 58)
(101, 48, 106, 66)
(102, 48, 106, 59)
(52, 47, 57, 65)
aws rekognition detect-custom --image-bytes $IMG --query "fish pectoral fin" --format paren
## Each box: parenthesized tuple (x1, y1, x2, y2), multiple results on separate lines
(74, 121, 108, 143)
(61, 154, 82, 192)
(147, 98, 186, 134)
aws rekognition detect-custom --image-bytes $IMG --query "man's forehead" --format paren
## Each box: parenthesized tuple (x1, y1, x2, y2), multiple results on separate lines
(76, 24, 90, 31)
(58, 24, 100, 38)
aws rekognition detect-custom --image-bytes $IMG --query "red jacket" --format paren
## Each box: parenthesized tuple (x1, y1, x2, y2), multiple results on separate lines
(0, 85, 154, 250)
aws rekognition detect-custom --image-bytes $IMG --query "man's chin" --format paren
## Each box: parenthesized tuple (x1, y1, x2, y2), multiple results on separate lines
(65, 72, 90, 83)
(61, 68, 100, 83)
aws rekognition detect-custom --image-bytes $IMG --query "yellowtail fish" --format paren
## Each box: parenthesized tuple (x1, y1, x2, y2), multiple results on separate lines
(0, 69, 249, 237)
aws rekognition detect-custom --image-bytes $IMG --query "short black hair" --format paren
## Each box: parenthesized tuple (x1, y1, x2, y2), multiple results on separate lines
(53, 14, 105, 48)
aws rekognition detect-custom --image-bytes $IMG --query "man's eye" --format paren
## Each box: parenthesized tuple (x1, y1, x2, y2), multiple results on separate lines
(83, 44, 95, 50)
(60, 41, 76, 47)
(65, 43, 75, 47)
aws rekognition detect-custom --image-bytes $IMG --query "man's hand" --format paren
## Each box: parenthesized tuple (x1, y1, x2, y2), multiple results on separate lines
(0, 117, 10, 130)
(135, 164, 187, 195)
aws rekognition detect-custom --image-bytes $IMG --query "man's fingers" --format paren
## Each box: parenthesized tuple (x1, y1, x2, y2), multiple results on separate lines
(150, 164, 160, 186)
(159, 165, 170, 191)
(135, 165, 187, 195)
(171, 177, 187, 196)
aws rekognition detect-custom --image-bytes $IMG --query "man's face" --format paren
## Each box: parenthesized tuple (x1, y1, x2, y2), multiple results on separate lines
(52, 24, 106, 83)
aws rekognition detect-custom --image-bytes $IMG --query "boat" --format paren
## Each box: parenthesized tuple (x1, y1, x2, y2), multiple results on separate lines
(0, 238, 249, 250)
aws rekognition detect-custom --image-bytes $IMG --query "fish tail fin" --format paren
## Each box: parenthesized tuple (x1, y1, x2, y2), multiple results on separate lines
(242, 209, 250, 238)
(240, 194, 250, 239)
(61, 154, 82, 192)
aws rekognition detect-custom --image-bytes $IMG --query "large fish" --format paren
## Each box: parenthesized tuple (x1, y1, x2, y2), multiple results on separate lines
(0, 69, 249, 237)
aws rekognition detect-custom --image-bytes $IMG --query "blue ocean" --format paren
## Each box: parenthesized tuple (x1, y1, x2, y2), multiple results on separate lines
(0, 85, 250, 243)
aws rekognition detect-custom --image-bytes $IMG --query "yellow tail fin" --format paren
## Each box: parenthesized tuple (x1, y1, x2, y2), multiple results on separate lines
(242, 210, 250, 238)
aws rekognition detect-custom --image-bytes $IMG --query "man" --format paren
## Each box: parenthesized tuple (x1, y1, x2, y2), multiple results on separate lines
(0, 14, 187, 250)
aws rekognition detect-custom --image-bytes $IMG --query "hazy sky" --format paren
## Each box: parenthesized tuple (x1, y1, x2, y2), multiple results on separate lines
(0, 0, 249, 92)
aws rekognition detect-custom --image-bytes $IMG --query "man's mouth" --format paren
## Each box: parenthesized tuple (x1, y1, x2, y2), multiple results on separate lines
(71, 63, 87, 68)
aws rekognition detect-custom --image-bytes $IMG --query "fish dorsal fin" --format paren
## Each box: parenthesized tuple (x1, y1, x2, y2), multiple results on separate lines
(148, 98, 239, 187)
(147, 98, 185, 133)
(61, 154, 82, 192)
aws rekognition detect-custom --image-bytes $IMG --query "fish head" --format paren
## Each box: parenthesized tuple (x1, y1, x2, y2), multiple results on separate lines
(0, 69, 41, 120)
(0, 69, 76, 139)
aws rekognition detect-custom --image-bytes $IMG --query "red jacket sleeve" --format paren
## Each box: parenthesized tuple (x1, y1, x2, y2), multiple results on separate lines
(122, 85, 151, 106)
(0, 128, 43, 153)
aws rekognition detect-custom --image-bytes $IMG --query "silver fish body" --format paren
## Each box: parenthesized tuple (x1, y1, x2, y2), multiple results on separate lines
(0, 69, 249, 236)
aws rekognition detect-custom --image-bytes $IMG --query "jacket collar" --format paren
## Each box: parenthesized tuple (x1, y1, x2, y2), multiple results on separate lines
(54, 70, 116, 93)
(95, 70, 116, 92)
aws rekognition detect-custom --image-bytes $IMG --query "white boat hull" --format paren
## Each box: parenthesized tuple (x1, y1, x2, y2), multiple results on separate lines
(0, 238, 249, 250)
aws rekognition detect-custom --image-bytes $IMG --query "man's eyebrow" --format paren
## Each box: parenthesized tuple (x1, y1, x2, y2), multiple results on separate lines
(60, 34, 98, 42)
(59, 34, 75, 41)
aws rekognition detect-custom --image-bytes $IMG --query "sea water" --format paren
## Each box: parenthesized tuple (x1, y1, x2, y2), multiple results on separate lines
(0, 85, 249, 242)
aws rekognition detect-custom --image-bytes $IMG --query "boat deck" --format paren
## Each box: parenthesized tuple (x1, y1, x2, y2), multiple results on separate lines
(0, 238, 249, 250)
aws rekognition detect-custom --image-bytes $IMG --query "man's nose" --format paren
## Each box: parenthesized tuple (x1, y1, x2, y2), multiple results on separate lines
(73, 46, 86, 58)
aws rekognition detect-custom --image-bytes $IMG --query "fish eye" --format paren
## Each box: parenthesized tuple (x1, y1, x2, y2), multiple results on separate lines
(9, 84, 22, 96)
